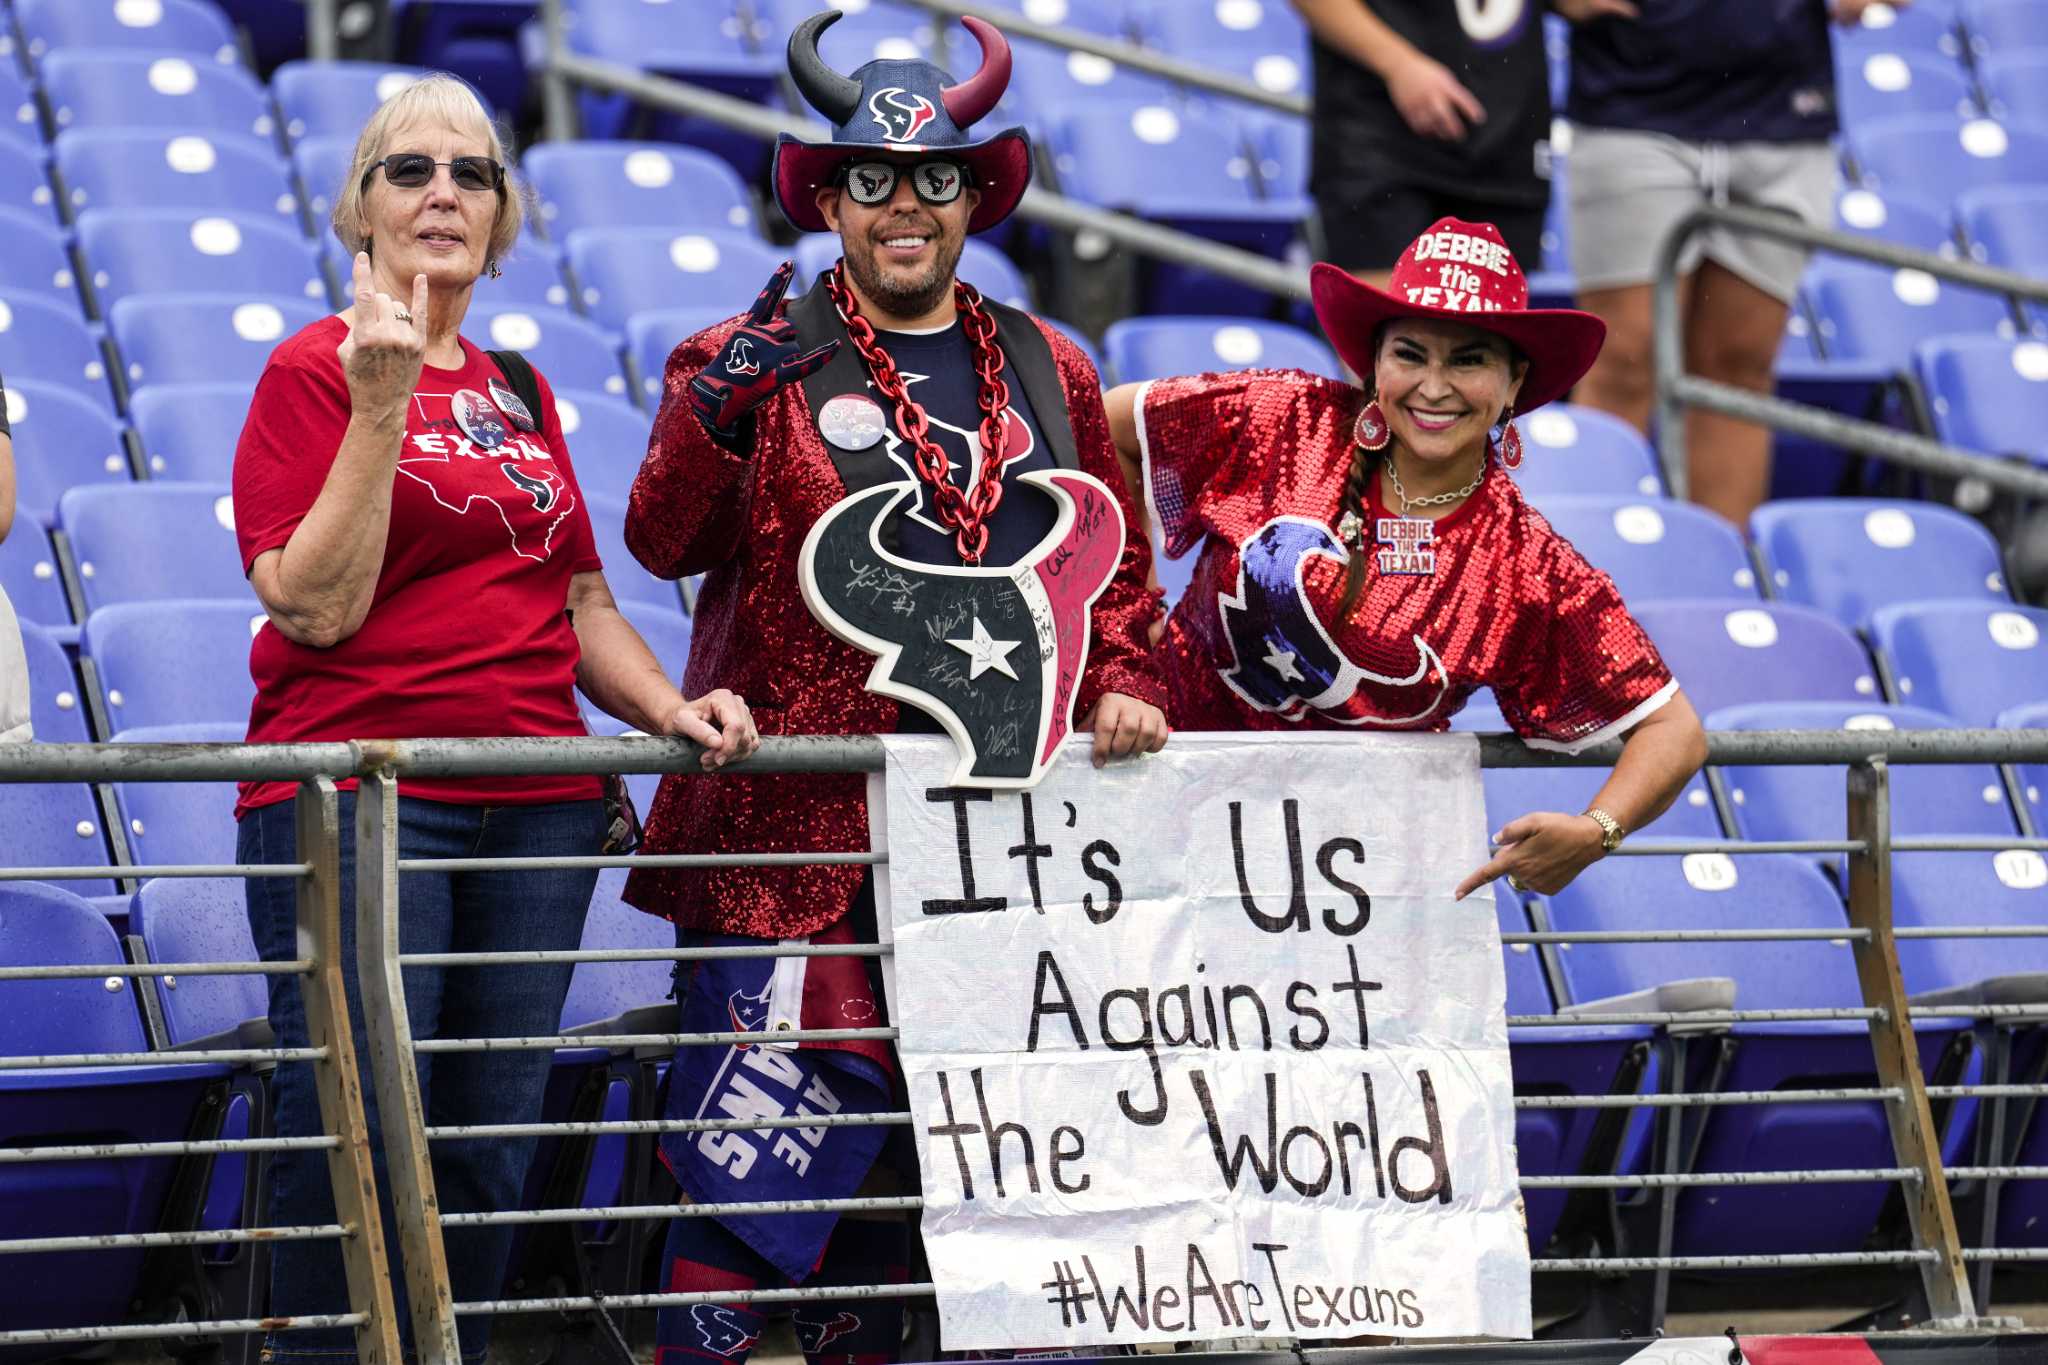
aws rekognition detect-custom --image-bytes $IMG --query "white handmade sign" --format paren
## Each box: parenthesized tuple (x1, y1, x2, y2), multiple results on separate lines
(868, 732, 1530, 1350)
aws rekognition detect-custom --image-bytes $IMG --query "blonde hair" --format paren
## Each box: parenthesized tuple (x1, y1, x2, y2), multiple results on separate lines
(330, 72, 529, 270)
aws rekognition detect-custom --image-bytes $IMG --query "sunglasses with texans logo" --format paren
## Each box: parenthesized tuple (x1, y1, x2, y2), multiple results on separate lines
(362, 153, 507, 194)
(835, 158, 973, 206)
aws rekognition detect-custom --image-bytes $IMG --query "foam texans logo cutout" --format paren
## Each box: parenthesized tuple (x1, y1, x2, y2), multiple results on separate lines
(799, 469, 1124, 788)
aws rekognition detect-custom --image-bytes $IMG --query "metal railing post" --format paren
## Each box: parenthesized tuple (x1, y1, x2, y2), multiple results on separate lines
(1650, 229, 1691, 501)
(297, 777, 404, 1364)
(539, 0, 578, 142)
(355, 769, 464, 1363)
(306, 0, 339, 62)
(1845, 757, 1977, 1324)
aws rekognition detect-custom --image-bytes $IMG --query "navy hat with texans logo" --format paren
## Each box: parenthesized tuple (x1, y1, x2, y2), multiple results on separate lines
(773, 10, 1032, 236)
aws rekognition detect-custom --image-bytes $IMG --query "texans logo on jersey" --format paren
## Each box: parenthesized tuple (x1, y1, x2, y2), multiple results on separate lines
(689, 1305, 758, 1359)
(868, 86, 937, 143)
(1217, 516, 1449, 726)
(793, 1311, 861, 1354)
(501, 464, 561, 513)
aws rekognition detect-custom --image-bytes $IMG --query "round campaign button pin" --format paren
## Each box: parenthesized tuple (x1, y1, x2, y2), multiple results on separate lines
(452, 388, 509, 450)
(488, 375, 538, 432)
(817, 394, 887, 451)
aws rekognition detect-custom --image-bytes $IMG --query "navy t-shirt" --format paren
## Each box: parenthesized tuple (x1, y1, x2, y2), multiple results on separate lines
(1568, 0, 1838, 143)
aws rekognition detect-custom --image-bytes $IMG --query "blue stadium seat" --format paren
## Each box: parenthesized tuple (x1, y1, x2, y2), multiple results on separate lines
(1175, 41, 1310, 103)
(16, 0, 240, 64)
(1533, 496, 1757, 603)
(1482, 764, 1723, 842)
(584, 493, 685, 615)
(551, 388, 651, 503)
(565, 226, 785, 332)
(0, 525, 73, 630)
(1998, 700, 2048, 835)
(1751, 498, 2007, 630)
(18, 618, 91, 742)
(1134, 0, 1305, 49)
(127, 381, 257, 481)
(0, 776, 116, 892)
(1541, 852, 1966, 1256)
(60, 483, 251, 611)
(56, 130, 302, 232)
(1050, 100, 1288, 230)
(41, 51, 276, 143)
(1833, 49, 1976, 126)
(563, 0, 777, 80)
(0, 138, 57, 222)
(1915, 336, 2048, 464)
(0, 290, 114, 411)
(290, 134, 353, 228)
(975, 0, 1133, 37)
(754, 0, 935, 66)
(79, 209, 326, 310)
(1510, 403, 1663, 500)
(82, 599, 264, 732)
(1834, 0, 1965, 62)
(626, 307, 731, 405)
(0, 207, 81, 308)
(524, 141, 757, 240)
(0, 59, 42, 150)
(3, 377, 130, 524)
(270, 60, 448, 145)
(1964, 0, 2048, 56)
(111, 294, 328, 393)
(1240, 109, 1309, 215)
(1632, 600, 1880, 717)
(1958, 184, 2048, 275)
(1010, 41, 1176, 119)
(467, 303, 632, 401)
(1806, 258, 2018, 370)
(1978, 50, 2048, 126)
(1830, 186, 1955, 259)
(1889, 850, 2048, 1000)
(1104, 315, 1340, 383)
(1870, 601, 2048, 726)
(1848, 116, 2048, 210)
(109, 723, 244, 870)
(0, 881, 225, 1341)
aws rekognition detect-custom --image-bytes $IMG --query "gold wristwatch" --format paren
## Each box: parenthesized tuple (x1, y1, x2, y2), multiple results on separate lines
(1584, 807, 1625, 853)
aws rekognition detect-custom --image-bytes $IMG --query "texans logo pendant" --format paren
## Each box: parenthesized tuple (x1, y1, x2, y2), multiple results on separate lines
(817, 394, 888, 451)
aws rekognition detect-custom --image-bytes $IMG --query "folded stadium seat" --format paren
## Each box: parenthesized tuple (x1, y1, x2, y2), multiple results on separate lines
(1174, 41, 1310, 105)
(0, 290, 116, 412)
(1963, 0, 2048, 56)
(1833, 48, 1977, 126)
(18, 618, 91, 743)
(1847, 115, 2048, 213)
(1869, 601, 2048, 726)
(1133, 0, 1308, 52)
(3, 377, 130, 525)
(0, 137, 57, 222)
(270, 60, 448, 146)
(1507, 403, 1664, 500)
(1104, 315, 1340, 383)
(289, 134, 352, 229)
(82, 600, 265, 733)
(1805, 257, 2019, 372)
(524, 140, 758, 241)
(0, 525, 73, 631)
(77, 209, 326, 312)
(1530, 496, 1758, 604)
(580, 495, 689, 617)
(1631, 600, 1882, 717)
(1834, 0, 1965, 63)
(0, 774, 119, 895)
(15, 0, 242, 65)
(2001, 701, 2048, 835)
(1978, 50, 2048, 127)
(41, 51, 277, 144)
(1751, 497, 2008, 631)
(0, 59, 42, 151)
(1538, 851, 1970, 1258)
(108, 722, 245, 872)
(565, 226, 785, 335)
(1915, 335, 2048, 464)
(1483, 765, 1724, 842)
(1236, 108, 1311, 220)
(1959, 183, 2048, 279)
(1008, 43, 1178, 131)
(466, 302, 632, 402)
(548, 387, 652, 504)
(0, 880, 228, 1344)
(974, 0, 1135, 36)
(55, 130, 304, 236)
(111, 294, 329, 394)
(790, 233, 1032, 311)
(126, 381, 256, 481)
(625, 306, 737, 407)
(1831, 185, 1956, 261)
(60, 484, 251, 613)
(0, 207, 82, 308)
(755, 0, 936, 65)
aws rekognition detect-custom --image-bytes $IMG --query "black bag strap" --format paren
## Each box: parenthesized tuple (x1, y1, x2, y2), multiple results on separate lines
(486, 348, 545, 431)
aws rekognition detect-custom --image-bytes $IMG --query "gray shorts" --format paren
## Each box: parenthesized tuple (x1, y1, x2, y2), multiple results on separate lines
(1566, 126, 1839, 303)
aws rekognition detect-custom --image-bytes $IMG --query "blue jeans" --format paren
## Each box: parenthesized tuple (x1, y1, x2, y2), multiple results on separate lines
(240, 791, 605, 1364)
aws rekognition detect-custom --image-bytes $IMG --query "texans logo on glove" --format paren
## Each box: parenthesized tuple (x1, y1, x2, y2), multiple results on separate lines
(687, 260, 839, 440)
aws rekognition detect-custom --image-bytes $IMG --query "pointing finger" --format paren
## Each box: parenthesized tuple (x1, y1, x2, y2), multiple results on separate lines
(1454, 853, 1511, 902)
(748, 261, 797, 326)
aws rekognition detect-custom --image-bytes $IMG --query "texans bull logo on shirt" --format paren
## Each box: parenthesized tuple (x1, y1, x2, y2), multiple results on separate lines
(399, 388, 577, 561)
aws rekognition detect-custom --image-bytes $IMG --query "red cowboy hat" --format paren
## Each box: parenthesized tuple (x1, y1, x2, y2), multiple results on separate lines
(1310, 217, 1606, 414)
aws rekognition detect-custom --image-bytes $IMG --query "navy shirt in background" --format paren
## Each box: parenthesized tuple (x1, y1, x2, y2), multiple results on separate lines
(1568, 0, 1839, 143)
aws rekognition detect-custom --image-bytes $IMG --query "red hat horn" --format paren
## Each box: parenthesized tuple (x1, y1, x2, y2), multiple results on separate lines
(940, 16, 1010, 128)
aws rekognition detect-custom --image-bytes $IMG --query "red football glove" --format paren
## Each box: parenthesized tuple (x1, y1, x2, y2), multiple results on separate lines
(687, 261, 839, 442)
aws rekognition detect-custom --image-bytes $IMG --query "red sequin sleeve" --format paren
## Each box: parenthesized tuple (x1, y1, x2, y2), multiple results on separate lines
(1495, 537, 1679, 753)
(1041, 321, 1169, 714)
(1133, 370, 1286, 559)
(626, 314, 754, 580)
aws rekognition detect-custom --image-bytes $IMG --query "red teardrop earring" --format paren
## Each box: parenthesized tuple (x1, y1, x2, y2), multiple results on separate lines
(1353, 399, 1390, 452)
(1498, 405, 1524, 471)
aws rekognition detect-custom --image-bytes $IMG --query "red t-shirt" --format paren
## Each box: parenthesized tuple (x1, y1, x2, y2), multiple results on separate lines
(232, 315, 605, 815)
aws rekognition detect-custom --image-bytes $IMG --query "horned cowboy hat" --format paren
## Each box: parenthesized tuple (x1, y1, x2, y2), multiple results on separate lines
(772, 10, 1033, 236)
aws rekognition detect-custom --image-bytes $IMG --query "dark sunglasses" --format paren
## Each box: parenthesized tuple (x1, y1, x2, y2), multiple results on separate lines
(835, 157, 972, 207)
(363, 153, 505, 194)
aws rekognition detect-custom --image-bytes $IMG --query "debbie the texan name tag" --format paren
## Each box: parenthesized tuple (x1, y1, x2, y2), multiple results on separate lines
(799, 469, 1125, 788)
(1376, 515, 1437, 576)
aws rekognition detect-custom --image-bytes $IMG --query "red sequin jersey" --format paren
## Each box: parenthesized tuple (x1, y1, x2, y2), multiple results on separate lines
(624, 305, 1165, 939)
(1139, 368, 1675, 748)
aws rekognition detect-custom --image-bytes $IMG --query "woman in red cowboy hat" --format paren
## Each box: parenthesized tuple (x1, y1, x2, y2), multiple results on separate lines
(1106, 218, 1706, 898)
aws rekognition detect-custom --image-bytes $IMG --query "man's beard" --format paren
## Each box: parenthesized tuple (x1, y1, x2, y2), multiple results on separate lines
(841, 225, 966, 320)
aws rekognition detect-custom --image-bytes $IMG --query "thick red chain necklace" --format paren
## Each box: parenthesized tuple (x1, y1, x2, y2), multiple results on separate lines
(824, 264, 1013, 565)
